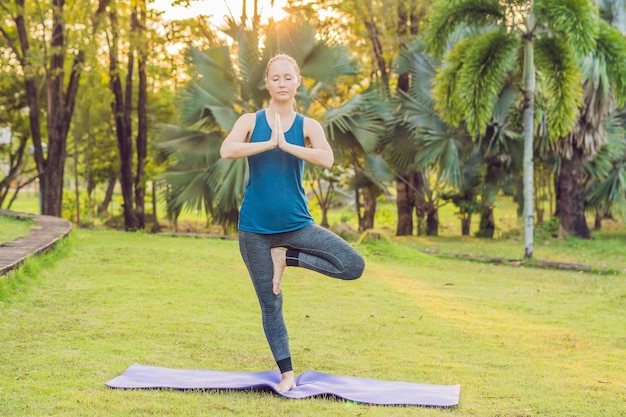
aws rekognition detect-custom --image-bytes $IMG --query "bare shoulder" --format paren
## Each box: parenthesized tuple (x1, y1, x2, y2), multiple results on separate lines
(303, 116, 323, 131)
(226, 112, 257, 142)
(302, 115, 329, 148)
(237, 112, 257, 129)
(303, 116, 325, 139)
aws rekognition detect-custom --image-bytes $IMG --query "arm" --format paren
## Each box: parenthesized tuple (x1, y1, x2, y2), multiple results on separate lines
(220, 113, 278, 160)
(277, 116, 334, 169)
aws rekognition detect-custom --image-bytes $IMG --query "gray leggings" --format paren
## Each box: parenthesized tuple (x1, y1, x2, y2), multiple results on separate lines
(238, 224, 365, 367)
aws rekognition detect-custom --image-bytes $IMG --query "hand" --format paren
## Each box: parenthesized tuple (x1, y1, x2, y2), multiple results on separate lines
(275, 113, 288, 149)
(268, 114, 279, 149)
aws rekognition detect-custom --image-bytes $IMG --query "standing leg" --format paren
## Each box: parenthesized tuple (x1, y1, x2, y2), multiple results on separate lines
(238, 231, 295, 392)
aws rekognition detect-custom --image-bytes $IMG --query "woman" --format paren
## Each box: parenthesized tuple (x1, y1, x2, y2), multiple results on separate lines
(220, 53, 365, 393)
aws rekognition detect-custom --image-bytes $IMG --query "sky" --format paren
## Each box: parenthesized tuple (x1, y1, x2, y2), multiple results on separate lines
(151, 0, 289, 25)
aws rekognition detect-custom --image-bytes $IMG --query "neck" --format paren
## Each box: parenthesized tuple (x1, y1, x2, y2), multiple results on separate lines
(268, 100, 295, 116)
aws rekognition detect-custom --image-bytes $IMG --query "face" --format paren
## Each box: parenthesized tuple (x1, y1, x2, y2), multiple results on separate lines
(265, 59, 301, 102)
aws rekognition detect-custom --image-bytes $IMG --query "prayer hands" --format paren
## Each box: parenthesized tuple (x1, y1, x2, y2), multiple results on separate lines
(270, 113, 288, 150)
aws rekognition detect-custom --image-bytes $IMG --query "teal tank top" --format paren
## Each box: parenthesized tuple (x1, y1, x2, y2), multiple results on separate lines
(238, 110, 314, 234)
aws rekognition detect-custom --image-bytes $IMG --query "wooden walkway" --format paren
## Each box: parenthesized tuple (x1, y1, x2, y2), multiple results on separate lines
(0, 209, 72, 276)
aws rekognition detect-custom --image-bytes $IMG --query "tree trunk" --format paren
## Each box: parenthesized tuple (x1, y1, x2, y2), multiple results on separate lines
(594, 207, 602, 230)
(134, 2, 148, 229)
(0, 136, 28, 208)
(309, 175, 334, 229)
(354, 187, 362, 230)
(556, 147, 591, 238)
(98, 174, 116, 216)
(360, 186, 376, 232)
(150, 181, 161, 233)
(522, 25, 536, 258)
(13, 2, 45, 209)
(395, 174, 415, 235)
(363, 17, 389, 91)
(426, 208, 438, 236)
(478, 206, 495, 238)
(461, 213, 471, 236)
(109, 8, 139, 230)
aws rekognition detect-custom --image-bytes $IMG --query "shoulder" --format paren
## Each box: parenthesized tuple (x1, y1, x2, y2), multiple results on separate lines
(302, 115, 323, 132)
(302, 115, 328, 148)
(233, 112, 257, 131)
(238, 112, 257, 125)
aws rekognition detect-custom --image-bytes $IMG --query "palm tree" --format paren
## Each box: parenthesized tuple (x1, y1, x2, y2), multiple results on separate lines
(158, 19, 356, 232)
(423, 0, 597, 257)
(584, 117, 626, 229)
(389, 39, 466, 236)
(553, 9, 626, 238)
(392, 38, 523, 238)
(323, 88, 391, 232)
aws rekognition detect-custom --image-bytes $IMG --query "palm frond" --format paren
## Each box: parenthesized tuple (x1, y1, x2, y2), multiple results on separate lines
(323, 90, 387, 154)
(264, 20, 316, 62)
(535, 35, 583, 140)
(180, 47, 244, 130)
(300, 43, 358, 83)
(535, 0, 597, 56)
(383, 126, 421, 172)
(364, 154, 395, 184)
(161, 171, 213, 213)
(458, 29, 520, 137)
(233, 29, 265, 106)
(415, 134, 463, 187)
(181, 83, 242, 131)
(432, 37, 473, 127)
(157, 127, 224, 171)
(594, 19, 626, 107)
(209, 159, 248, 213)
(586, 158, 626, 207)
(396, 89, 445, 136)
(188, 46, 238, 102)
(424, 0, 505, 58)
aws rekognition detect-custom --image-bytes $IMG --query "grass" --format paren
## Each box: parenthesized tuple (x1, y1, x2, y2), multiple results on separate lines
(0, 228, 624, 416)
(0, 214, 33, 244)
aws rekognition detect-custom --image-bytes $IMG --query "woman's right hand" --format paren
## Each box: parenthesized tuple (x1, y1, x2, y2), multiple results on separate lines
(268, 113, 281, 149)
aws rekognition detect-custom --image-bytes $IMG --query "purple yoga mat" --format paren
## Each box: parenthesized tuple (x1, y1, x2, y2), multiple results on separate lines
(106, 363, 460, 407)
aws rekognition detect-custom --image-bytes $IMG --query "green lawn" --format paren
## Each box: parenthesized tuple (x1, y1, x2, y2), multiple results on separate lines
(0, 214, 33, 244)
(0, 228, 624, 416)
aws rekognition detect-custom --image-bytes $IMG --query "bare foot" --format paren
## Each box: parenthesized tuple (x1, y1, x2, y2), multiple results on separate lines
(270, 247, 286, 295)
(276, 370, 296, 393)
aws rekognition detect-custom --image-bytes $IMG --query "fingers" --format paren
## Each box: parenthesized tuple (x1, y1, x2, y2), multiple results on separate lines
(275, 114, 287, 148)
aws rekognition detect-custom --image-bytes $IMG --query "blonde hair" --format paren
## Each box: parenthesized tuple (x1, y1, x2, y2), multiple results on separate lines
(265, 53, 301, 79)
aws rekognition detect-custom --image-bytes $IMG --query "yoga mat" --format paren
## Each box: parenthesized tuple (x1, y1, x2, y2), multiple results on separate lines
(106, 363, 460, 407)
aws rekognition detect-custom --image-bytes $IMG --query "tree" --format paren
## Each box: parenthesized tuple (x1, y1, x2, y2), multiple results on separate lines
(423, 0, 597, 257)
(0, 0, 110, 216)
(312, 0, 430, 235)
(391, 38, 524, 238)
(390, 39, 467, 236)
(553, 11, 626, 238)
(104, 0, 151, 230)
(584, 118, 626, 229)
(0, 69, 35, 209)
(70, 67, 118, 219)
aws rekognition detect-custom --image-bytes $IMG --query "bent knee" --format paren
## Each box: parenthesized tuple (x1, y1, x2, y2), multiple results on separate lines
(344, 256, 365, 280)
